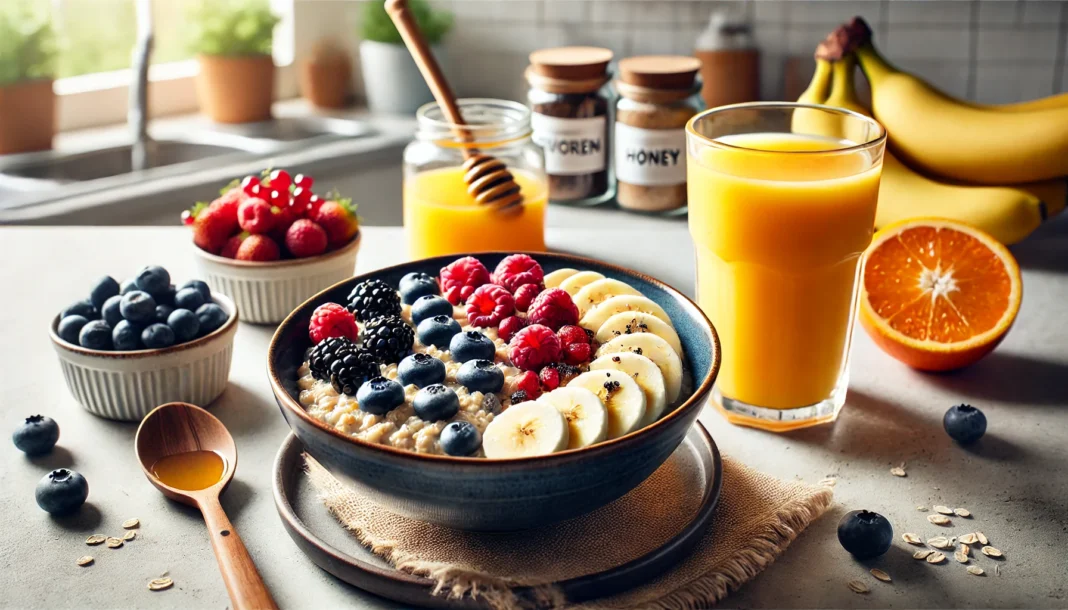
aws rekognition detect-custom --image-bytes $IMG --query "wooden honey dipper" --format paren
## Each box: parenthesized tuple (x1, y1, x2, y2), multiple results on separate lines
(385, 0, 524, 211)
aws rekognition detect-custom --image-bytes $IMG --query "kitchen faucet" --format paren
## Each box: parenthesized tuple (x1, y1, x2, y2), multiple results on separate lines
(129, 0, 153, 172)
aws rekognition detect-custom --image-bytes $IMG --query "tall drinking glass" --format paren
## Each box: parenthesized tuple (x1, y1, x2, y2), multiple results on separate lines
(686, 103, 886, 431)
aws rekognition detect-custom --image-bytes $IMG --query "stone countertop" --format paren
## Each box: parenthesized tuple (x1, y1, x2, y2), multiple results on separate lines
(1, 221, 1066, 609)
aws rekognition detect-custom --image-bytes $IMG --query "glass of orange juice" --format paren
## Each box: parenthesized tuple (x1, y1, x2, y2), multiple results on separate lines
(686, 103, 886, 431)
(403, 99, 549, 260)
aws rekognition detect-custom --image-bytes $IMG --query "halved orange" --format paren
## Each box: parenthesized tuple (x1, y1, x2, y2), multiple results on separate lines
(859, 218, 1022, 371)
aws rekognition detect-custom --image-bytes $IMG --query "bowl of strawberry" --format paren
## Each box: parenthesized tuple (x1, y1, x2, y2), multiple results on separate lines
(186, 169, 361, 324)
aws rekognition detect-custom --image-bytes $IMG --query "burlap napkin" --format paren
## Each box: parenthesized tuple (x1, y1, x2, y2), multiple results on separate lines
(304, 446, 833, 610)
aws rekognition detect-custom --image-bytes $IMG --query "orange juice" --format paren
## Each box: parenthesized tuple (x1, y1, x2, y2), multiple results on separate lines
(689, 132, 882, 428)
(404, 166, 548, 260)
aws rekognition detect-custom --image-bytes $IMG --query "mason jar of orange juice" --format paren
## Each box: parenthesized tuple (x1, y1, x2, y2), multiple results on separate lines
(403, 99, 549, 260)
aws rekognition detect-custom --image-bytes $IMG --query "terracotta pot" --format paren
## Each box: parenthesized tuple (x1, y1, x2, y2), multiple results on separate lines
(299, 54, 352, 109)
(0, 79, 55, 155)
(196, 54, 275, 124)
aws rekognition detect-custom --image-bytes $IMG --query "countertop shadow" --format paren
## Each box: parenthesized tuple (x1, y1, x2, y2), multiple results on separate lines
(921, 351, 1068, 406)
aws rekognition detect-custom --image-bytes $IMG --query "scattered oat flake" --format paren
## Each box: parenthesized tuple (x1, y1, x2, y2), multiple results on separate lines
(916, 505, 928, 511)
(954, 508, 971, 517)
(148, 577, 173, 591)
(928, 536, 952, 549)
(967, 566, 985, 576)
(870, 568, 892, 582)
(959, 533, 978, 545)
(890, 467, 907, 477)
(913, 550, 933, 560)
(976, 531, 989, 545)
(926, 552, 947, 564)
(106, 537, 123, 549)
(122, 530, 137, 541)
(122, 518, 140, 529)
(927, 514, 951, 525)
(847, 580, 869, 594)
(934, 505, 954, 515)
(819, 477, 837, 487)
(76, 556, 94, 567)
(85, 535, 107, 546)
(902, 532, 923, 545)
(981, 546, 1003, 558)
(955, 550, 969, 563)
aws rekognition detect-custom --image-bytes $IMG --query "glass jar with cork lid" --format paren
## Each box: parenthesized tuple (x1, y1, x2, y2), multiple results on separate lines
(613, 55, 703, 214)
(526, 46, 615, 206)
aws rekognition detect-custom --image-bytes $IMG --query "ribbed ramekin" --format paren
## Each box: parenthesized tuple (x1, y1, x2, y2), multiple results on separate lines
(49, 295, 238, 421)
(192, 234, 360, 325)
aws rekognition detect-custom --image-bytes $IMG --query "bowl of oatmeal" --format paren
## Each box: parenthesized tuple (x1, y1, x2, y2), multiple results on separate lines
(268, 252, 719, 531)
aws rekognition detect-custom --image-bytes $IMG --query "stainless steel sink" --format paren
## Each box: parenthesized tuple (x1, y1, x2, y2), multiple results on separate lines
(194, 116, 374, 143)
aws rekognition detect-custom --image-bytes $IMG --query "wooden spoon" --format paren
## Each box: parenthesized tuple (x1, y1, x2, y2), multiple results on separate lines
(385, 0, 524, 211)
(135, 402, 277, 610)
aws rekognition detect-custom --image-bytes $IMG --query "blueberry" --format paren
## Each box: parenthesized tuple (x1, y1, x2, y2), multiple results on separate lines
(167, 309, 200, 343)
(416, 314, 462, 349)
(456, 359, 504, 394)
(12, 415, 60, 456)
(57, 315, 89, 345)
(78, 320, 113, 350)
(440, 421, 481, 456)
(174, 287, 205, 311)
(396, 353, 447, 388)
(157, 284, 177, 306)
(413, 384, 460, 421)
(837, 509, 893, 559)
(35, 469, 88, 515)
(943, 404, 987, 444)
(135, 265, 171, 297)
(101, 295, 124, 327)
(411, 295, 453, 325)
(449, 330, 495, 363)
(180, 279, 212, 303)
(355, 376, 406, 414)
(119, 277, 138, 295)
(112, 320, 143, 351)
(154, 304, 175, 324)
(120, 291, 157, 324)
(61, 299, 98, 321)
(399, 272, 440, 305)
(141, 323, 176, 349)
(89, 275, 120, 310)
(196, 303, 229, 336)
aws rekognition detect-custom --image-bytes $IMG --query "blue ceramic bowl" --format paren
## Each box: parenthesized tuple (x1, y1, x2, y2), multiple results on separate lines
(268, 252, 720, 531)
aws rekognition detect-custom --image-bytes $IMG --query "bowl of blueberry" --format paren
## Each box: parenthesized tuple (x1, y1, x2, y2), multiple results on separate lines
(50, 265, 238, 421)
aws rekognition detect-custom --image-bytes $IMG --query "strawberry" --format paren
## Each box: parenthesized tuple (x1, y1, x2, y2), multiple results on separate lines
(285, 219, 328, 258)
(191, 204, 238, 254)
(235, 234, 281, 262)
(238, 197, 276, 235)
(269, 203, 300, 242)
(313, 199, 359, 248)
(209, 188, 245, 225)
(220, 232, 247, 259)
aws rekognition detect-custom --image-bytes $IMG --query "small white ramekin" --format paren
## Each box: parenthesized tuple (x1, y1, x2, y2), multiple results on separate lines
(50, 295, 239, 421)
(192, 233, 361, 325)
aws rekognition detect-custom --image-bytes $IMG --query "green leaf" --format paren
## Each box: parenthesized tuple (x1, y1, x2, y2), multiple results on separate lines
(0, 1, 57, 85)
(359, 0, 452, 45)
(219, 178, 240, 195)
(187, 0, 280, 57)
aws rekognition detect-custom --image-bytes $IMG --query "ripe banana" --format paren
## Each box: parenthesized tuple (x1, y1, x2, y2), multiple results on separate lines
(597, 334, 684, 405)
(580, 294, 672, 332)
(559, 271, 605, 296)
(856, 43, 1068, 184)
(544, 268, 579, 289)
(572, 278, 643, 319)
(979, 91, 1068, 113)
(482, 400, 569, 458)
(538, 387, 608, 449)
(594, 311, 683, 358)
(568, 370, 646, 439)
(590, 352, 667, 425)
(792, 58, 838, 136)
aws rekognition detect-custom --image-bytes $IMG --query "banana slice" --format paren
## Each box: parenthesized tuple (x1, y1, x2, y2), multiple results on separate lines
(580, 295, 672, 332)
(538, 388, 609, 449)
(597, 333, 683, 404)
(589, 352, 667, 425)
(568, 370, 646, 439)
(483, 401, 569, 458)
(544, 268, 579, 289)
(594, 311, 683, 360)
(559, 271, 606, 297)
(572, 278, 644, 319)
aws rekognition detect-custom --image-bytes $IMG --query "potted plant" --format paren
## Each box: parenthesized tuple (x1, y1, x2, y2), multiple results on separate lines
(359, 0, 452, 115)
(300, 40, 353, 110)
(0, 3, 57, 155)
(189, 1, 280, 124)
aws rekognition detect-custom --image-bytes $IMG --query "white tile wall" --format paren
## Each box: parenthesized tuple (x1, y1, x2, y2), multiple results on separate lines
(977, 27, 1060, 60)
(543, 0, 589, 23)
(887, 0, 974, 25)
(885, 26, 972, 60)
(976, 63, 1057, 101)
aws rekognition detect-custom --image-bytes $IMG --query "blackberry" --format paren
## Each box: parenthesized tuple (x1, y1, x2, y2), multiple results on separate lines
(309, 337, 380, 395)
(309, 337, 356, 381)
(346, 280, 401, 322)
(362, 315, 415, 364)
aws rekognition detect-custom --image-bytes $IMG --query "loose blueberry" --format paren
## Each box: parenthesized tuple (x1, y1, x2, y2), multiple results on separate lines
(120, 291, 157, 324)
(396, 353, 447, 388)
(167, 309, 200, 343)
(837, 509, 893, 559)
(61, 299, 98, 321)
(78, 320, 113, 350)
(399, 272, 440, 305)
(449, 330, 496, 363)
(411, 295, 454, 325)
(416, 314, 462, 349)
(142, 323, 176, 349)
(174, 287, 206, 311)
(943, 404, 987, 444)
(179, 279, 212, 302)
(196, 303, 229, 336)
(35, 468, 89, 515)
(413, 384, 460, 421)
(12, 415, 60, 456)
(119, 277, 139, 295)
(135, 265, 171, 297)
(440, 421, 481, 456)
(58, 315, 89, 345)
(456, 359, 505, 394)
(356, 377, 406, 414)
(101, 295, 124, 327)
(154, 304, 175, 324)
(89, 275, 120, 310)
(112, 320, 143, 350)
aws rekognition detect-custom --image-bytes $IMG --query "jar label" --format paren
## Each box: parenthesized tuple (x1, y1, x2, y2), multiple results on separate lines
(530, 114, 607, 175)
(614, 123, 687, 186)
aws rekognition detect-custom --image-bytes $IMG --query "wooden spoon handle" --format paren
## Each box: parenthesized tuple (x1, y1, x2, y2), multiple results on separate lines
(199, 496, 278, 610)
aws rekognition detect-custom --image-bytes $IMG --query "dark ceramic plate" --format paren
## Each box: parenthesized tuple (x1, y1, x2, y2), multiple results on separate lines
(273, 423, 722, 608)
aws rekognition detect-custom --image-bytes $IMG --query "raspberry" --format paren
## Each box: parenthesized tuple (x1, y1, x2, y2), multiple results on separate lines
(508, 324, 561, 371)
(498, 315, 526, 343)
(309, 303, 359, 344)
(465, 284, 515, 328)
(557, 325, 588, 347)
(538, 366, 560, 391)
(527, 288, 579, 331)
(513, 283, 541, 312)
(563, 342, 592, 365)
(492, 254, 544, 293)
(513, 370, 541, 400)
(440, 257, 491, 305)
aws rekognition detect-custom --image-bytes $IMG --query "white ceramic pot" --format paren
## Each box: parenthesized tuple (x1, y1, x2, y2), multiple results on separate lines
(50, 295, 238, 422)
(359, 40, 441, 115)
(193, 234, 361, 325)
